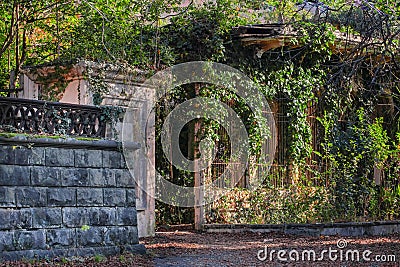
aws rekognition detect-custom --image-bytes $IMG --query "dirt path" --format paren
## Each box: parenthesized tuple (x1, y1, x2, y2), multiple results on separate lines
(1, 231, 399, 266)
(144, 231, 400, 266)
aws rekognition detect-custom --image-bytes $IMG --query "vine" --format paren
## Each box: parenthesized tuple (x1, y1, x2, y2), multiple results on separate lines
(83, 62, 110, 106)
(99, 105, 124, 140)
(1, 0, 399, 225)
(153, 1, 400, 224)
(30, 63, 76, 102)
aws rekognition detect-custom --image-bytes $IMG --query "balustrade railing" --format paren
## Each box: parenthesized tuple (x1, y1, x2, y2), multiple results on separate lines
(0, 97, 106, 138)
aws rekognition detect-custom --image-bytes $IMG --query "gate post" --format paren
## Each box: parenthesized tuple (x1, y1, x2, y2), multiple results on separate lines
(194, 170, 204, 230)
(193, 83, 204, 230)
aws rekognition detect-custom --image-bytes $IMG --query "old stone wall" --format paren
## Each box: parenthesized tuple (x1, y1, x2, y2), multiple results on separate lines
(0, 136, 144, 261)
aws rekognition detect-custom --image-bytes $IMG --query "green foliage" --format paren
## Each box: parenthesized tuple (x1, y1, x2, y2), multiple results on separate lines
(156, 200, 194, 226)
(80, 224, 90, 231)
(317, 109, 400, 221)
(151, 1, 400, 224)
(0, 0, 183, 90)
(265, 64, 323, 164)
(99, 105, 125, 139)
(0, 0, 399, 225)
(30, 63, 76, 101)
(207, 185, 334, 224)
(93, 254, 106, 263)
(85, 64, 110, 106)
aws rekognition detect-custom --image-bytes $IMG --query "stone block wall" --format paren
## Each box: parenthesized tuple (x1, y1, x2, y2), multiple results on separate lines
(0, 138, 144, 261)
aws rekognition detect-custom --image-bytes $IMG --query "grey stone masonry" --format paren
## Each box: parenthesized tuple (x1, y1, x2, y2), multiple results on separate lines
(0, 138, 143, 261)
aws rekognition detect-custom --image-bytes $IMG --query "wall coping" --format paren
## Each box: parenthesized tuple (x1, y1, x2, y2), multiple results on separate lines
(203, 221, 400, 236)
(205, 220, 400, 229)
(0, 134, 140, 151)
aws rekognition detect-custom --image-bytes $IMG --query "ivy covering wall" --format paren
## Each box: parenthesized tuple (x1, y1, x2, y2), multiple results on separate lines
(153, 1, 400, 225)
(1, 0, 399, 225)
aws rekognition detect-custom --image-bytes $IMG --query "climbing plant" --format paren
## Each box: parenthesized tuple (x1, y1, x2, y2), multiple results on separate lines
(0, 0, 399, 224)
(153, 0, 400, 224)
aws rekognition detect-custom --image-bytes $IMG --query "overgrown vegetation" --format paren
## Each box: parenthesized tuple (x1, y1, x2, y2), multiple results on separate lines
(154, 0, 400, 225)
(1, 0, 399, 225)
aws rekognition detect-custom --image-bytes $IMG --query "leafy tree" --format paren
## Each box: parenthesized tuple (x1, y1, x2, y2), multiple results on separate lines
(0, 0, 399, 223)
(0, 0, 183, 91)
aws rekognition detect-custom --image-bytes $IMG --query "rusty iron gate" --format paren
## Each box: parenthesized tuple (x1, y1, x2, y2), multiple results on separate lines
(201, 97, 329, 189)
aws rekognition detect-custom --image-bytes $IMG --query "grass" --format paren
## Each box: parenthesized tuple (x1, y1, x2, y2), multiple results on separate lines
(93, 254, 106, 263)
(0, 132, 21, 138)
(0, 131, 101, 141)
